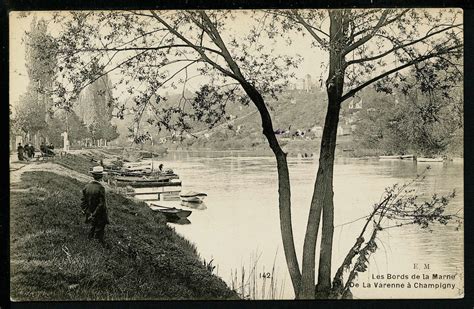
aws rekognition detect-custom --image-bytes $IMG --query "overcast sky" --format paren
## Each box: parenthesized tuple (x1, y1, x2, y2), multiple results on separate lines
(9, 9, 461, 109)
(9, 11, 329, 109)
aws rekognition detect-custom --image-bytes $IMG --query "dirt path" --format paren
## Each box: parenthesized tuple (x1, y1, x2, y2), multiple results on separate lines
(10, 160, 91, 186)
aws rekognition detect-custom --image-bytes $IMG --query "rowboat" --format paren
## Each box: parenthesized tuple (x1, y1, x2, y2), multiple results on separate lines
(400, 154, 415, 160)
(149, 203, 192, 221)
(417, 157, 444, 162)
(123, 162, 153, 172)
(114, 175, 177, 183)
(379, 155, 402, 160)
(116, 180, 182, 188)
(180, 191, 207, 203)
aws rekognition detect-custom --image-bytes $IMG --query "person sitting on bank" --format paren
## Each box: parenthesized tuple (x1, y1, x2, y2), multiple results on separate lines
(42, 143, 55, 157)
(26, 143, 34, 160)
(17, 143, 24, 161)
(29, 144, 36, 158)
(24, 143, 30, 160)
(80, 166, 110, 246)
(40, 142, 47, 154)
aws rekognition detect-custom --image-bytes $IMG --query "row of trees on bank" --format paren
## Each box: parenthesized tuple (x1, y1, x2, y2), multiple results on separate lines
(24, 9, 462, 299)
(352, 81, 463, 157)
(11, 18, 119, 149)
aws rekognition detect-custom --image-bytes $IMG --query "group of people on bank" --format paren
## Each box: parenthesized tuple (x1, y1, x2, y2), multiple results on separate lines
(16, 143, 35, 161)
(16, 141, 56, 161)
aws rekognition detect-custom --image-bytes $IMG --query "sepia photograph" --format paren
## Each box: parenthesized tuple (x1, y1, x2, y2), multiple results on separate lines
(8, 8, 464, 301)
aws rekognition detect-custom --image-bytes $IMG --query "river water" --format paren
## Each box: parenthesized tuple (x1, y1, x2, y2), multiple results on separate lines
(144, 151, 463, 299)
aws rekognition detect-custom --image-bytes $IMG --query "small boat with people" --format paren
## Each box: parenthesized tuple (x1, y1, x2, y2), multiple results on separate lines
(179, 191, 207, 203)
(149, 203, 192, 221)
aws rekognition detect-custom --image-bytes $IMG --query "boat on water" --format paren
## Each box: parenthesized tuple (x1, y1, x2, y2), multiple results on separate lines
(379, 154, 416, 160)
(180, 191, 207, 203)
(123, 162, 153, 172)
(417, 157, 444, 162)
(400, 154, 415, 160)
(149, 203, 192, 221)
(116, 179, 182, 188)
(114, 174, 178, 182)
(379, 155, 402, 160)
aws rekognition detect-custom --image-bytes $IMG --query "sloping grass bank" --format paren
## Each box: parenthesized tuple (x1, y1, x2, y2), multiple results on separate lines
(10, 170, 237, 300)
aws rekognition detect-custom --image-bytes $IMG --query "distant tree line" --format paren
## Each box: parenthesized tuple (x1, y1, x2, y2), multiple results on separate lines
(11, 18, 119, 149)
(352, 77, 463, 157)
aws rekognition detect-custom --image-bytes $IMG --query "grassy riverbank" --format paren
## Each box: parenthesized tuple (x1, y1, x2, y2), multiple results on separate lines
(10, 165, 237, 300)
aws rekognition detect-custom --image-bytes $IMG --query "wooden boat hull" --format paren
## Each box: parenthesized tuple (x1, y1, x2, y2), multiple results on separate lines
(180, 196, 204, 203)
(417, 157, 444, 162)
(379, 155, 402, 160)
(116, 181, 182, 188)
(179, 191, 207, 203)
(115, 175, 175, 183)
(149, 203, 192, 221)
(401, 155, 415, 160)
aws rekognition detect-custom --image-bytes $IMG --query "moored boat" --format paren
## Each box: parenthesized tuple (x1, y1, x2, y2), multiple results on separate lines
(180, 191, 207, 203)
(149, 203, 192, 221)
(114, 175, 177, 183)
(116, 180, 182, 188)
(123, 162, 153, 171)
(379, 155, 402, 160)
(417, 157, 444, 162)
(400, 154, 415, 160)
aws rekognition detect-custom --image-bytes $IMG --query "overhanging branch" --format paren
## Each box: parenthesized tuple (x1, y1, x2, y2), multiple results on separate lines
(292, 11, 328, 48)
(347, 23, 462, 66)
(75, 44, 225, 57)
(149, 10, 242, 82)
(340, 44, 463, 102)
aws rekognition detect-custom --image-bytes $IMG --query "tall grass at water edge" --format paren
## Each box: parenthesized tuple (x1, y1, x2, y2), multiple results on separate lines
(229, 250, 287, 300)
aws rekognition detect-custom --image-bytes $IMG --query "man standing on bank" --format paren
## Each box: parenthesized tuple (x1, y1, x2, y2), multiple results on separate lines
(17, 143, 24, 161)
(81, 166, 110, 246)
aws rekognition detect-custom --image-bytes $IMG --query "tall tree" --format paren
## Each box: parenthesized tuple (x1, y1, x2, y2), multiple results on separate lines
(273, 8, 462, 298)
(75, 74, 119, 143)
(50, 10, 302, 295)
(14, 85, 48, 136)
(43, 9, 461, 299)
(46, 109, 89, 146)
(14, 17, 57, 142)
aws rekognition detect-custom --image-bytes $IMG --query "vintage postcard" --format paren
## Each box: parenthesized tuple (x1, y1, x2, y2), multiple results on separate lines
(9, 9, 463, 300)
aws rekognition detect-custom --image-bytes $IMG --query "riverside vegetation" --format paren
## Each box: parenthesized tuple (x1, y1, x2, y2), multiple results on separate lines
(10, 156, 238, 300)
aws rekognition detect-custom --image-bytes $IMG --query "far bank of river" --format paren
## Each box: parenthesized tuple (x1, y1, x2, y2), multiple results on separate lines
(148, 151, 464, 299)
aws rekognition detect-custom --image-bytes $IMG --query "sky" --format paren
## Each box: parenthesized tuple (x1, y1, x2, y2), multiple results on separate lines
(9, 9, 462, 109)
(9, 10, 328, 108)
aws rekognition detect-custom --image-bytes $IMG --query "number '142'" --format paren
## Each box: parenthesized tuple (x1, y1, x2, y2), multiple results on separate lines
(259, 272, 271, 279)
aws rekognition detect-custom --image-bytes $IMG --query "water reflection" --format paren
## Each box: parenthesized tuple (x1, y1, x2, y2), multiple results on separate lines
(181, 201, 207, 210)
(147, 152, 463, 299)
(168, 217, 192, 225)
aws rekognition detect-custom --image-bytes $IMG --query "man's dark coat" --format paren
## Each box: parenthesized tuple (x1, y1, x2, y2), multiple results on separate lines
(80, 180, 109, 225)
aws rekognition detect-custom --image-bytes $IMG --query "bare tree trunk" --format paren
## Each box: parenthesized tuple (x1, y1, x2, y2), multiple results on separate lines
(300, 98, 341, 298)
(315, 96, 341, 297)
(240, 82, 302, 297)
(300, 10, 345, 299)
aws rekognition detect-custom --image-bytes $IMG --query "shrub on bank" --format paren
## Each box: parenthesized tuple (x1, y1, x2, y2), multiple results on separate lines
(10, 171, 238, 300)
